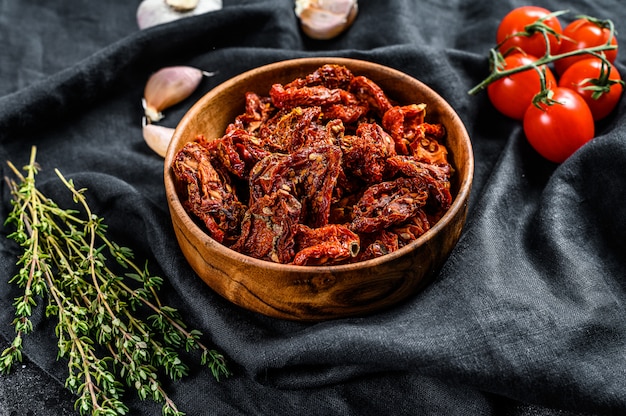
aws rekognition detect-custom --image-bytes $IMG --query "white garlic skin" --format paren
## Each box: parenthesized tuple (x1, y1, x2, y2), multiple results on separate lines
(143, 123, 175, 158)
(137, 0, 222, 29)
(166, 0, 199, 12)
(295, 0, 359, 40)
(143, 66, 204, 123)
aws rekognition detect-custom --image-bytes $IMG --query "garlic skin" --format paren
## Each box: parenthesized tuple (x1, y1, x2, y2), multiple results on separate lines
(143, 66, 208, 123)
(295, 0, 358, 40)
(166, 0, 199, 12)
(143, 122, 175, 158)
(137, 0, 222, 29)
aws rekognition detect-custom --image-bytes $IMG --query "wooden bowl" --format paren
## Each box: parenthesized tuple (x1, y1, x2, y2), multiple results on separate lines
(164, 57, 473, 321)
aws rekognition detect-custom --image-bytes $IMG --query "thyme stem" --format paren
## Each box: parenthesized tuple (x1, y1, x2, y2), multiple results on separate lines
(1, 146, 230, 416)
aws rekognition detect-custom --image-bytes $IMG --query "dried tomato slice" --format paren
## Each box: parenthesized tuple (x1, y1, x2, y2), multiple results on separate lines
(229, 92, 274, 133)
(293, 224, 360, 266)
(341, 122, 396, 184)
(357, 230, 400, 261)
(204, 129, 271, 179)
(247, 152, 292, 200)
(391, 209, 431, 244)
(231, 190, 301, 263)
(296, 63, 354, 89)
(387, 155, 452, 212)
(258, 106, 326, 153)
(351, 176, 430, 234)
(270, 84, 343, 110)
(172, 142, 245, 244)
(410, 126, 448, 166)
(382, 104, 427, 154)
(321, 89, 369, 125)
(348, 75, 393, 117)
(249, 143, 342, 228)
(294, 144, 343, 228)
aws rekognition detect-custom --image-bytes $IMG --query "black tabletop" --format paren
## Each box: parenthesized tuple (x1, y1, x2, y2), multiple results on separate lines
(1, 1, 624, 415)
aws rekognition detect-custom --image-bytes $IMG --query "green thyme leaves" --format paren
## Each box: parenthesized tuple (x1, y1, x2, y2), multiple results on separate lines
(1, 147, 230, 416)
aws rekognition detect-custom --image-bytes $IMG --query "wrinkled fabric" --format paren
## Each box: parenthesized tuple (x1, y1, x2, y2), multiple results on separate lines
(1, 0, 625, 415)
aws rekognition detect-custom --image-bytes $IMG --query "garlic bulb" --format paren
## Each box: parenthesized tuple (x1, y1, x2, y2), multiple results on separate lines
(295, 0, 358, 40)
(166, 0, 199, 12)
(143, 122, 175, 158)
(136, 0, 222, 29)
(143, 66, 213, 123)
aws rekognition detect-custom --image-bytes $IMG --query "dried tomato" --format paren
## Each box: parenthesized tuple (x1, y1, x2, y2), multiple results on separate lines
(230, 190, 301, 263)
(293, 223, 360, 265)
(358, 230, 400, 262)
(321, 89, 369, 124)
(204, 129, 271, 179)
(172, 142, 245, 245)
(294, 144, 343, 228)
(382, 104, 427, 154)
(351, 177, 430, 234)
(249, 143, 342, 228)
(258, 106, 328, 153)
(387, 155, 453, 213)
(410, 128, 448, 165)
(296, 63, 354, 89)
(349, 75, 393, 117)
(270, 84, 343, 109)
(229, 92, 273, 133)
(172, 64, 454, 264)
(341, 122, 396, 184)
(391, 209, 431, 244)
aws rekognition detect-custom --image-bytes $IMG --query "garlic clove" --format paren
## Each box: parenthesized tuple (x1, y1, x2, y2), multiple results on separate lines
(136, 0, 222, 29)
(143, 66, 212, 123)
(295, 0, 358, 40)
(166, 0, 199, 12)
(143, 122, 176, 158)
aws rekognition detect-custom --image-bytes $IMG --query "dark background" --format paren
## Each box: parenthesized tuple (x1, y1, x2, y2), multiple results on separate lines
(1, 1, 625, 415)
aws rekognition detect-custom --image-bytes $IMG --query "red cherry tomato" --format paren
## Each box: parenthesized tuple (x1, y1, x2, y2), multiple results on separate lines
(554, 18, 618, 75)
(497, 6, 563, 57)
(558, 58, 623, 120)
(487, 53, 557, 120)
(523, 87, 595, 163)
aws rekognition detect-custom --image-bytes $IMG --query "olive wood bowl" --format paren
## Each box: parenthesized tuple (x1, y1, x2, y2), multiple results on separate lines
(164, 57, 473, 321)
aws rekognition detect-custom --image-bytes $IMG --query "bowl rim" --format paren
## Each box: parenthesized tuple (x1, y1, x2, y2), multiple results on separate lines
(164, 56, 474, 273)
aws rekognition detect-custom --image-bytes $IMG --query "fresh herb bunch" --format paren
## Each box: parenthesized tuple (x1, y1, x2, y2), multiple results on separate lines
(1, 147, 230, 416)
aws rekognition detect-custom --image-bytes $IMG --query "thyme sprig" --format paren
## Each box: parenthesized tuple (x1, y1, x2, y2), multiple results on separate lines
(1, 146, 230, 416)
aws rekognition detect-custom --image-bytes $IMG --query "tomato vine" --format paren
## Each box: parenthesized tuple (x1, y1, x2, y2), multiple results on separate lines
(468, 27, 617, 96)
(469, 7, 623, 162)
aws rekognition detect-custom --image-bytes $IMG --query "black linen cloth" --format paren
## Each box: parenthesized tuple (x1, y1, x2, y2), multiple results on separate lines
(1, 0, 625, 415)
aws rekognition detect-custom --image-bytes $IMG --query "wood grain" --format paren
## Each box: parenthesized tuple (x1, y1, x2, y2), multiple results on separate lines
(164, 57, 474, 320)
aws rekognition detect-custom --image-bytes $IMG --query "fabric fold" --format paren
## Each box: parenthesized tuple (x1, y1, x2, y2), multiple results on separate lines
(1, 1, 625, 415)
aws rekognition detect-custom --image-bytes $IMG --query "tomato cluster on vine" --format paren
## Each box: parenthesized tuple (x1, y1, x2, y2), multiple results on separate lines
(472, 6, 623, 163)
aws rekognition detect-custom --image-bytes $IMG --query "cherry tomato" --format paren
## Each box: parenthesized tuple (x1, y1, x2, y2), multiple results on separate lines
(523, 87, 595, 163)
(554, 18, 618, 75)
(487, 53, 557, 120)
(558, 58, 623, 120)
(496, 6, 562, 58)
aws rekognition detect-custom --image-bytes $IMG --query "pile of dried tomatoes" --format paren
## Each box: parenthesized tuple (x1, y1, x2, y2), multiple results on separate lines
(172, 64, 453, 266)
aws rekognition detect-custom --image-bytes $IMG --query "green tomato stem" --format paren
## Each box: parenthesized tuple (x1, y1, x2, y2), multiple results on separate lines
(468, 43, 617, 96)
